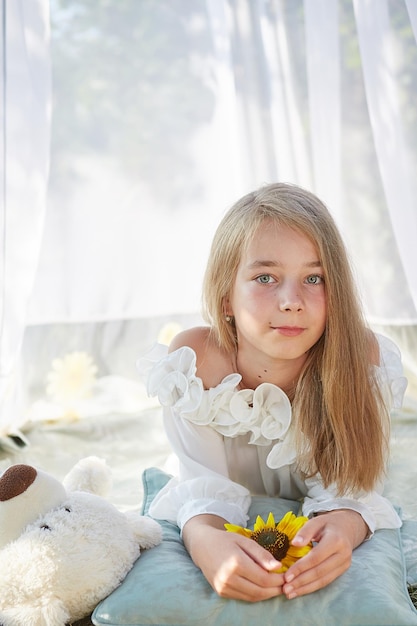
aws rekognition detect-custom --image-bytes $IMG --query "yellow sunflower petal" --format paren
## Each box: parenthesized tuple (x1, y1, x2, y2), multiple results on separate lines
(276, 511, 296, 532)
(266, 512, 276, 528)
(287, 544, 313, 559)
(277, 511, 309, 541)
(289, 518, 309, 539)
(279, 556, 298, 572)
(253, 514, 268, 532)
(224, 523, 252, 537)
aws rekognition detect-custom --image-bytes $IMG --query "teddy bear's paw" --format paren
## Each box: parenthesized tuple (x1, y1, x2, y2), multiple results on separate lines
(0, 601, 70, 626)
(62, 456, 111, 496)
(125, 511, 163, 549)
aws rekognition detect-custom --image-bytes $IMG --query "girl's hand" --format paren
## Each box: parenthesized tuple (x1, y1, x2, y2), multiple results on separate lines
(282, 509, 369, 599)
(183, 514, 285, 602)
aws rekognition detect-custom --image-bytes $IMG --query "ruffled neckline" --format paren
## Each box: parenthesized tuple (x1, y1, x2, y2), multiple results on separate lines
(138, 334, 407, 470)
(139, 344, 298, 468)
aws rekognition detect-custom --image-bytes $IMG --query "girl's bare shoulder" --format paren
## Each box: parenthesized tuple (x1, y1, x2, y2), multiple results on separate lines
(168, 326, 212, 354)
(169, 326, 234, 389)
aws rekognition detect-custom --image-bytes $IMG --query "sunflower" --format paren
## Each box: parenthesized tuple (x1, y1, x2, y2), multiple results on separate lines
(225, 511, 312, 573)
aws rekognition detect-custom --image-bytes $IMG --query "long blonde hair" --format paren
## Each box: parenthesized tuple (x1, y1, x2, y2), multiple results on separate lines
(202, 182, 388, 494)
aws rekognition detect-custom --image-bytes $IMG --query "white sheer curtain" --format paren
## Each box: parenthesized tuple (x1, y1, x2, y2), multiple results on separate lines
(353, 0, 417, 312)
(0, 0, 50, 440)
(1, 0, 417, 438)
(305, 0, 341, 216)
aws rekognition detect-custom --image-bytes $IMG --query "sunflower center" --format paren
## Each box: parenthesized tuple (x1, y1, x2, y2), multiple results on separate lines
(252, 528, 290, 561)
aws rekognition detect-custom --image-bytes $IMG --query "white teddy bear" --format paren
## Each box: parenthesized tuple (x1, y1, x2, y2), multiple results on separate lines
(0, 456, 162, 626)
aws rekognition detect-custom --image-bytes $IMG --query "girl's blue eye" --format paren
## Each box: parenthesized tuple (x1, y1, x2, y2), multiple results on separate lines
(306, 275, 323, 285)
(257, 274, 273, 284)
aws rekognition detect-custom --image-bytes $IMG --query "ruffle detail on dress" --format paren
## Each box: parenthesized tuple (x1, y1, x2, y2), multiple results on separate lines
(137, 334, 406, 470)
(138, 344, 294, 465)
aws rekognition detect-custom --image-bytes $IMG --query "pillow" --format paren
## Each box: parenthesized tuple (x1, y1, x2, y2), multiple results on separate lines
(92, 467, 417, 626)
(402, 520, 417, 588)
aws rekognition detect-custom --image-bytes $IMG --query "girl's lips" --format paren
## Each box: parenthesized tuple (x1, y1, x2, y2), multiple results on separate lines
(275, 326, 305, 337)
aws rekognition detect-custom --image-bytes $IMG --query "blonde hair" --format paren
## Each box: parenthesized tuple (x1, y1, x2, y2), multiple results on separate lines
(202, 182, 388, 494)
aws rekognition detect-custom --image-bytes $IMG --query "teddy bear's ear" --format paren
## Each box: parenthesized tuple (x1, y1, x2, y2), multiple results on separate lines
(0, 465, 67, 549)
(63, 456, 112, 496)
(124, 511, 163, 549)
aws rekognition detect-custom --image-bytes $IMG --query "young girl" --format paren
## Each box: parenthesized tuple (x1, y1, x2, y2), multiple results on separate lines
(140, 182, 407, 602)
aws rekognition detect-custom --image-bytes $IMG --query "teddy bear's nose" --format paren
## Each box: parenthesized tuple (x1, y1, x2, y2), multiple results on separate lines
(0, 465, 37, 501)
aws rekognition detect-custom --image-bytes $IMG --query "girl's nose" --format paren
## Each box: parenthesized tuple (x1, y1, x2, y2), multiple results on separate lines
(278, 282, 303, 312)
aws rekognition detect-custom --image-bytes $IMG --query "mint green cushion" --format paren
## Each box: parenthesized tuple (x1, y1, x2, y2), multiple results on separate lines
(402, 520, 417, 588)
(92, 467, 417, 626)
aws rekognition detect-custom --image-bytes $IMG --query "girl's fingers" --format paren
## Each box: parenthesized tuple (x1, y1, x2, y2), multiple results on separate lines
(212, 537, 286, 601)
(283, 552, 348, 598)
(282, 532, 352, 599)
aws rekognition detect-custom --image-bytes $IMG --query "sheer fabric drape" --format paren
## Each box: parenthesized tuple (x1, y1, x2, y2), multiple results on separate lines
(0, 0, 50, 437)
(353, 0, 417, 312)
(1, 0, 417, 434)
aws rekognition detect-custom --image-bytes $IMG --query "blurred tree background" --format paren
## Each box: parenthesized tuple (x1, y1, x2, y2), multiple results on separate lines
(49, 0, 215, 207)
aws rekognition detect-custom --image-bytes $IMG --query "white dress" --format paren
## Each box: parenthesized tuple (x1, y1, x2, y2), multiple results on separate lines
(138, 334, 407, 534)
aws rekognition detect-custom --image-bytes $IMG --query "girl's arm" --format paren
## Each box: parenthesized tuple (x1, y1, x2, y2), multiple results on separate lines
(149, 410, 251, 529)
(302, 475, 402, 533)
